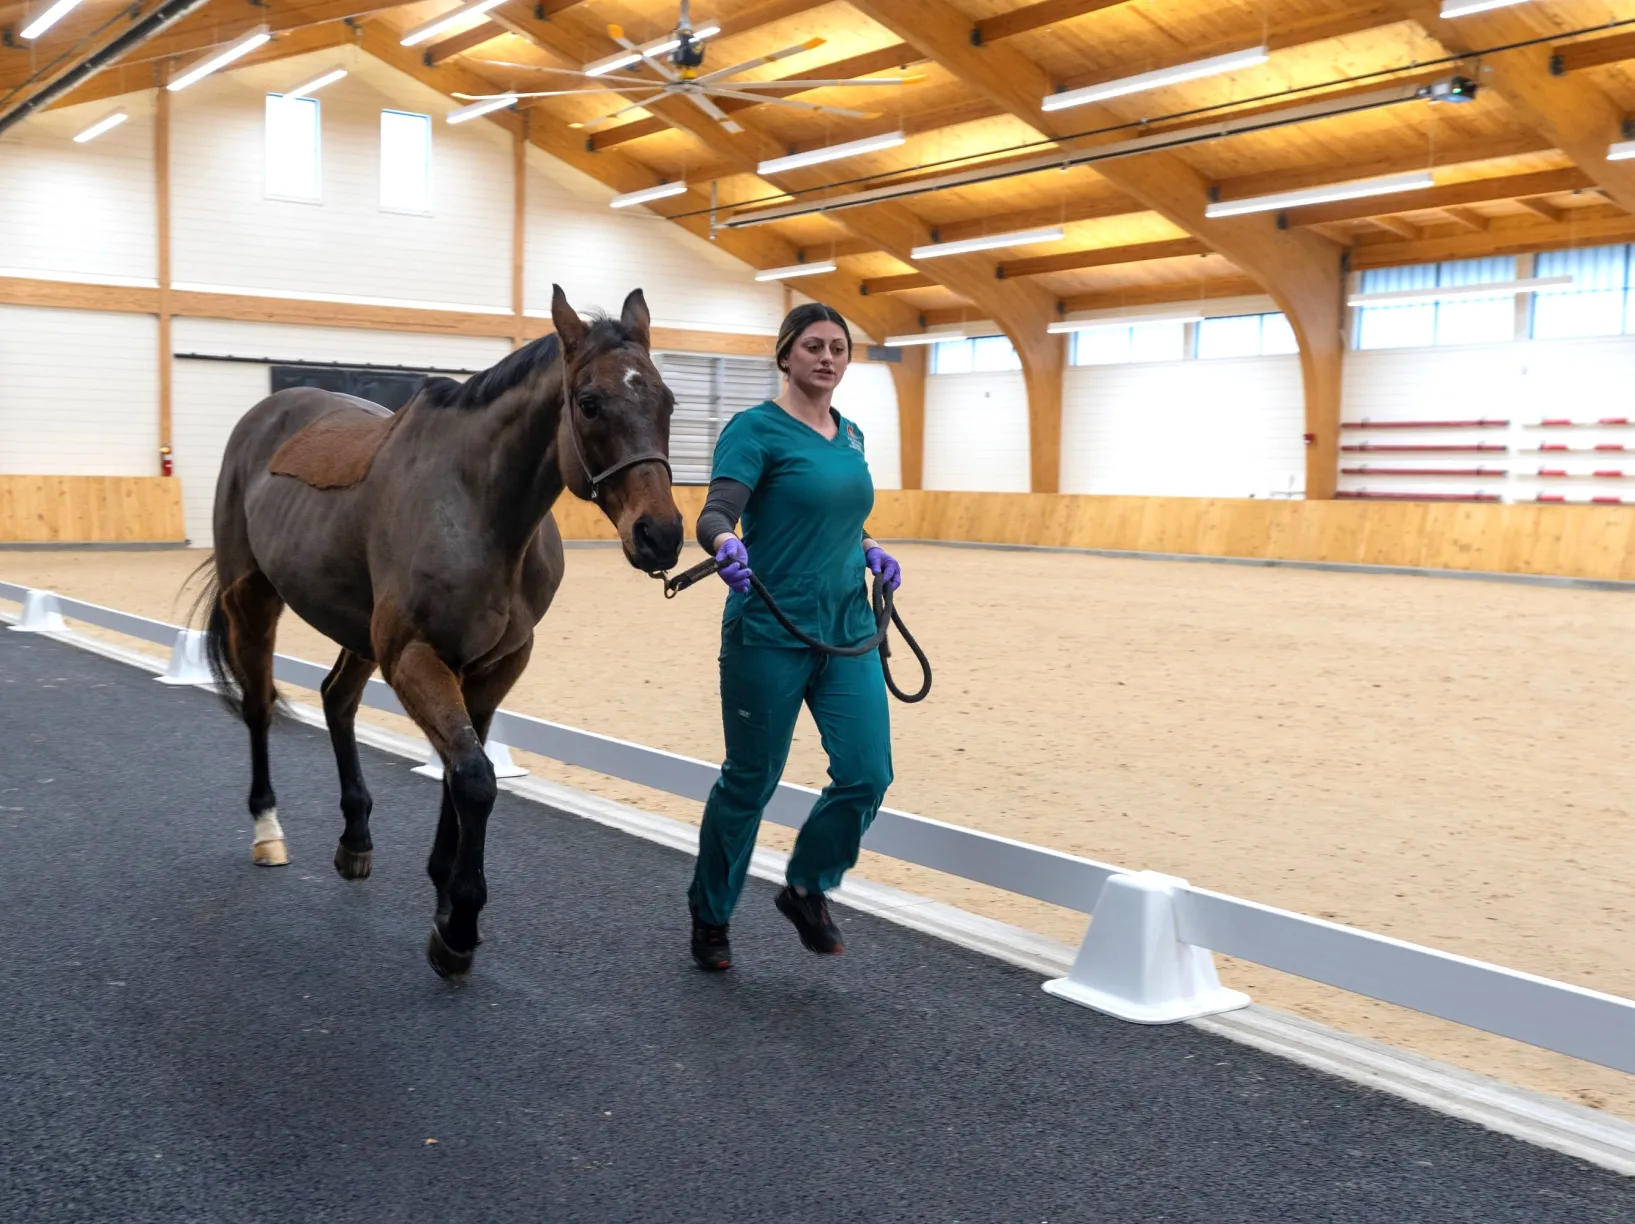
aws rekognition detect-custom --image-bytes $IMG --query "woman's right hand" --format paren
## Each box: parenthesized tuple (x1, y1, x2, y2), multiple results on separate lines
(714, 535, 753, 594)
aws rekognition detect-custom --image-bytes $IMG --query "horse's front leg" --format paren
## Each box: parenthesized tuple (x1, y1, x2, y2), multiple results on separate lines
(320, 649, 378, 880)
(379, 637, 497, 978)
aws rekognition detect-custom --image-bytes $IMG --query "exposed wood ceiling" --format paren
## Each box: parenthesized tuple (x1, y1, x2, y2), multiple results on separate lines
(5, 0, 1635, 334)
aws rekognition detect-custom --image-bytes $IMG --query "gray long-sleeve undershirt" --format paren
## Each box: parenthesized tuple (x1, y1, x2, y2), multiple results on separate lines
(694, 476, 873, 556)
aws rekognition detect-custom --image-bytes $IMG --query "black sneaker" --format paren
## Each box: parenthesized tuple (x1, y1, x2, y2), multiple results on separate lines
(775, 885, 844, 955)
(690, 913, 732, 971)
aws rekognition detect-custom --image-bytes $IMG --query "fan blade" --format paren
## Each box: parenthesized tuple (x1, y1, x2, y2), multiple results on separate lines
(455, 87, 666, 99)
(607, 24, 680, 82)
(733, 76, 922, 88)
(691, 36, 824, 87)
(570, 92, 673, 131)
(704, 87, 878, 119)
(467, 59, 659, 86)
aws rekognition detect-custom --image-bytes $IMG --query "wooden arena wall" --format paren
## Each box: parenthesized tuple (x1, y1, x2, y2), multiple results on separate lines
(0, 476, 186, 544)
(553, 490, 1635, 584)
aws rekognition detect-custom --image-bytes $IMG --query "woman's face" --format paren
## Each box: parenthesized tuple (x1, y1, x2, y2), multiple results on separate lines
(783, 321, 850, 396)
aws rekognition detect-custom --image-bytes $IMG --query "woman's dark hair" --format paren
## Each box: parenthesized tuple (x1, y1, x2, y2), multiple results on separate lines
(775, 302, 851, 372)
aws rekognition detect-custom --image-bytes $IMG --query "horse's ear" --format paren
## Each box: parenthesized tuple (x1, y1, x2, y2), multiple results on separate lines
(620, 288, 651, 350)
(551, 284, 588, 355)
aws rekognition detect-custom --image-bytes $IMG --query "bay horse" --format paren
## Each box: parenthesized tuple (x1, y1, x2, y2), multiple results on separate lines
(198, 285, 682, 978)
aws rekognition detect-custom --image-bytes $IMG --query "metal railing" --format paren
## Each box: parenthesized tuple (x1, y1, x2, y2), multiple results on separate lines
(4, 580, 1632, 1075)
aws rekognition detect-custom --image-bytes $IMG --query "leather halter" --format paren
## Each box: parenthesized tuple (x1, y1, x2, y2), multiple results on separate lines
(561, 376, 672, 504)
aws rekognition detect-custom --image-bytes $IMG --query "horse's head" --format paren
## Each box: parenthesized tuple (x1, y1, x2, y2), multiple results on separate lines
(551, 284, 684, 574)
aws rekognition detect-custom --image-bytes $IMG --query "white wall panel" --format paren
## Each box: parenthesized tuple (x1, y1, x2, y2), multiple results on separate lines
(521, 148, 783, 335)
(837, 361, 901, 490)
(170, 49, 512, 310)
(0, 93, 156, 283)
(1063, 356, 1306, 498)
(0, 306, 157, 475)
(923, 372, 1030, 492)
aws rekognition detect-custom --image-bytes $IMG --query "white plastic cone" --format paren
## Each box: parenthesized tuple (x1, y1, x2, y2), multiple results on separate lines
(1043, 871, 1250, 1024)
(10, 589, 66, 633)
(411, 739, 529, 780)
(155, 629, 214, 686)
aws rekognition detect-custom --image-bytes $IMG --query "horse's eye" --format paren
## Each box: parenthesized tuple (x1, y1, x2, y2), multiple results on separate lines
(662, 390, 675, 418)
(577, 391, 601, 418)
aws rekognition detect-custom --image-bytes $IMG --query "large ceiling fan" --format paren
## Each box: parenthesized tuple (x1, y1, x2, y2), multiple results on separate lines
(454, 0, 918, 133)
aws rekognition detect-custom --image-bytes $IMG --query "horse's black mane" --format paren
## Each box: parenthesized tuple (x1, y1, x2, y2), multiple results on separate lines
(415, 314, 638, 410)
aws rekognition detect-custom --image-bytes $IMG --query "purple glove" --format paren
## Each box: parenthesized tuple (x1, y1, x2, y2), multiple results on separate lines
(714, 536, 752, 594)
(865, 545, 901, 592)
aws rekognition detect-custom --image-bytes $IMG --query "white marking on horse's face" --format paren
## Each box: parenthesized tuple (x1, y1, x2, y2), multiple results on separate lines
(623, 364, 640, 391)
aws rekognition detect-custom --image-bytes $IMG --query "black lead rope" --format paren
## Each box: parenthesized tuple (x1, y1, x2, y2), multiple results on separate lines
(659, 557, 932, 703)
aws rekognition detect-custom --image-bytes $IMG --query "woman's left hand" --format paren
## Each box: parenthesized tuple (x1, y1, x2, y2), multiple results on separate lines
(865, 545, 901, 592)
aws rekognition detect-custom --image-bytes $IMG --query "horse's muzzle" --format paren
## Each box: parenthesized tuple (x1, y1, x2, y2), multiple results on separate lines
(627, 511, 683, 574)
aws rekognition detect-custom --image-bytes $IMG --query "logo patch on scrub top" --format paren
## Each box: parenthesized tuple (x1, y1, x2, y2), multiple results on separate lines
(845, 425, 864, 453)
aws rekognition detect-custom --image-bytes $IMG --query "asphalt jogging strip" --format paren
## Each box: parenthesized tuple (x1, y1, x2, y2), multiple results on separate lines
(0, 629, 1631, 1224)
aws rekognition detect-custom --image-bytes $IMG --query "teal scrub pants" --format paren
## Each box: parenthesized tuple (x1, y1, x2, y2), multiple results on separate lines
(688, 619, 894, 926)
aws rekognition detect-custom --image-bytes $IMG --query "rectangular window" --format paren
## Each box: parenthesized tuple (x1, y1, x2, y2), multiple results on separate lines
(1195, 312, 1299, 359)
(264, 94, 320, 202)
(929, 335, 1019, 373)
(1068, 321, 1185, 365)
(1532, 244, 1631, 339)
(380, 110, 431, 213)
(1354, 256, 1517, 349)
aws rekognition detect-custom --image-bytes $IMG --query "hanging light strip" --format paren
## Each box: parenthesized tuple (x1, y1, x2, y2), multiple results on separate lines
(609, 180, 688, 208)
(447, 94, 518, 123)
(883, 330, 969, 347)
(1048, 312, 1203, 334)
(911, 226, 1064, 260)
(72, 111, 129, 143)
(167, 26, 271, 91)
(285, 67, 347, 99)
(1205, 170, 1434, 218)
(401, 0, 507, 47)
(19, 0, 83, 39)
(1439, 0, 1527, 17)
(1347, 276, 1573, 308)
(757, 131, 906, 176)
(584, 25, 721, 77)
(1609, 139, 1635, 162)
(754, 260, 838, 281)
(1042, 46, 1269, 114)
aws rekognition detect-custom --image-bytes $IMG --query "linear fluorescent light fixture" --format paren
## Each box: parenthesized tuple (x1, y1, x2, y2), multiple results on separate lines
(1610, 139, 1635, 162)
(1048, 312, 1203, 334)
(72, 111, 129, 143)
(610, 180, 688, 208)
(1347, 275, 1573, 308)
(19, 0, 83, 39)
(755, 260, 837, 281)
(1439, 0, 1527, 16)
(285, 67, 347, 99)
(1205, 170, 1434, 218)
(447, 94, 517, 123)
(883, 330, 968, 347)
(401, 0, 506, 47)
(584, 24, 721, 76)
(1042, 46, 1269, 113)
(757, 131, 905, 176)
(167, 26, 271, 91)
(911, 226, 1064, 260)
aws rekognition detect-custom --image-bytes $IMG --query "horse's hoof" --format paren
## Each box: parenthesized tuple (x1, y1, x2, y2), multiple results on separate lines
(333, 843, 373, 880)
(251, 839, 289, 867)
(426, 926, 475, 980)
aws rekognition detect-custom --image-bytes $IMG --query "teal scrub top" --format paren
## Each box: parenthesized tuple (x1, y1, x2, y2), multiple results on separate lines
(710, 399, 876, 649)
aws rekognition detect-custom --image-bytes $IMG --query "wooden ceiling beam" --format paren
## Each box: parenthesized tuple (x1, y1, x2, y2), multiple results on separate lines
(1350, 208, 1635, 268)
(996, 236, 1208, 279)
(1371, 216, 1420, 239)
(1216, 132, 1555, 202)
(1440, 206, 1488, 233)
(423, 21, 508, 66)
(1550, 29, 1635, 75)
(1282, 166, 1591, 226)
(1398, 2, 1635, 216)
(845, 0, 1346, 498)
(971, 0, 1134, 45)
(862, 272, 936, 293)
(1513, 196, 1563, 223)
(1057, 276, 1266, 314)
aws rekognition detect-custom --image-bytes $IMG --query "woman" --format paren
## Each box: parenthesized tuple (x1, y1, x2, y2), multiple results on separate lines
(688, 302, 903, 971)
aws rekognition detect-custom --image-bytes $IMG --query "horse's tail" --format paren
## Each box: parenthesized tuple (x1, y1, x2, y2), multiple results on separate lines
(186, 556, 244, 717)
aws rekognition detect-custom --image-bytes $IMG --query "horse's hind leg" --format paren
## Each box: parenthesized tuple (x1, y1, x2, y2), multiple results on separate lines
(221, 572, 286, 865)
(321, 650, 378, 880)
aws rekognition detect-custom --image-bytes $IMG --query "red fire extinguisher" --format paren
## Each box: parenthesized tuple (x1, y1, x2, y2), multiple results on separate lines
(160, 445, 174, 477)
